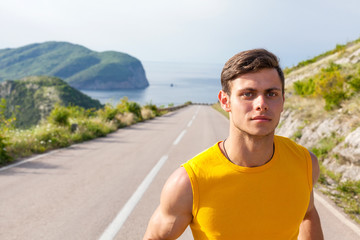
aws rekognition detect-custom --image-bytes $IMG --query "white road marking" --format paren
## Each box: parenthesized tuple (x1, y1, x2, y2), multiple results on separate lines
(173, 130, 187, 145)
(187, 120, 193, 127)
(98, 155, 169, 240)
(314, 191, 360, 236)
(187, 108, 199, 127)
(100, 107, 200, 239)
(0, 150, 58, 172)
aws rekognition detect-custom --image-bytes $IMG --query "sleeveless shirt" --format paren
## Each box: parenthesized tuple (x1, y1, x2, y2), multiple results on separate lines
(182, 135, 312, 240)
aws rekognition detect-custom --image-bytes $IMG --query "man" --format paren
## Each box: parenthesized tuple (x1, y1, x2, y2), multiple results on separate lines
(144, 49, 324, 239)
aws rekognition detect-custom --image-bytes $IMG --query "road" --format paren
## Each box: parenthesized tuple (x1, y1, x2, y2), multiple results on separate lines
(0, 105, 359, 240)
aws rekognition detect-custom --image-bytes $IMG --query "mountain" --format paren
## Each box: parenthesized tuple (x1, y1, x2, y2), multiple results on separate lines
(0, 76, 103, 128)
(276, 38, 360, 181)
(0, 42, 149, 90)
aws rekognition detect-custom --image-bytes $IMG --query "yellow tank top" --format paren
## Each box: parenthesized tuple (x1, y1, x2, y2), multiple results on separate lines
(182, 135, 312, 240)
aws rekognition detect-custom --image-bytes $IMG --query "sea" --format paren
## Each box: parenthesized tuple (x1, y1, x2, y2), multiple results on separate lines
(81, 61, 224, 107)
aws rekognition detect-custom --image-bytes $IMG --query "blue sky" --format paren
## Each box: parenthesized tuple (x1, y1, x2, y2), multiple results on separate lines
(0, 0, 359, 68)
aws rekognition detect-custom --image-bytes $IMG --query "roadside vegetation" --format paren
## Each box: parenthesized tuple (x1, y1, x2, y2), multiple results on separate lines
(0, 97, 165, 165)
(283, 39, 360, 223)
(317, 152, 360, 224)
(284, 38, 360, 75)
(291, 62, 360, 111)
(212, 102, 229, 119)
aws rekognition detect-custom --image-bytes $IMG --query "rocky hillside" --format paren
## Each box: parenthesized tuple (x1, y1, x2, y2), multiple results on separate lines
(0, 76, 103, 128)
(0, 42, 149, 90)
(276, 38, 360, 181)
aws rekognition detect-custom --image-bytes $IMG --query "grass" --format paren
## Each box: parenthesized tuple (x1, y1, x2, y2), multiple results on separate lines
(212, 102, 229, 119)
(311, 133, 344, 161)
(318, 161, 360, 224)
(0, 98, 165, 164)
(284, 38, 360, 74)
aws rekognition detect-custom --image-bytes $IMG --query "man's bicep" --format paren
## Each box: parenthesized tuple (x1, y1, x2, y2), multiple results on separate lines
(143, 167, 193, 240)
(309, 151, 320, 186)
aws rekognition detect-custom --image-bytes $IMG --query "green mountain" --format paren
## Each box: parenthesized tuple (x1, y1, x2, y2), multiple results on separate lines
(0, 42, 149, 90)
(0, 76, 103, 128)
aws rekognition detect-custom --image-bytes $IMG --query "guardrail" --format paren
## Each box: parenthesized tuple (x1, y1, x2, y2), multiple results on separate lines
(158, 102, 214, 112)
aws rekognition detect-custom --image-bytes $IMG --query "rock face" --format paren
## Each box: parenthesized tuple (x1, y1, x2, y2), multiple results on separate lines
(277, 39, 360, 182)
(0, 42, 149, 90)
(0, 76, 103, 128)
(277, 112, 360, 181)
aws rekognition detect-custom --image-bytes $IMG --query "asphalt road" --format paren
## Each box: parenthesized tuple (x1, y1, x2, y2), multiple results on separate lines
(0, 105, 359, 240)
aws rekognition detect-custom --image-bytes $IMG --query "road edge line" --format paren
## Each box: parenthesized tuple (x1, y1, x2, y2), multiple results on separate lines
(0, 150, 58, 172)
(314, 191, 360, 236)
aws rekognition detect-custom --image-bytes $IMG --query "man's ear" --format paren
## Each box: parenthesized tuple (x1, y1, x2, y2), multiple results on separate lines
(218, 90, 231, 112)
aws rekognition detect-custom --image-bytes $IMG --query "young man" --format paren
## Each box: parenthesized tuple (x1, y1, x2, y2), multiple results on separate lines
(144, 49, 324, 239)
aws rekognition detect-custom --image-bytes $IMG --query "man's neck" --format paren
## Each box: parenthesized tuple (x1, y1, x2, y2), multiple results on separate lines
(221, 132, 275, 167)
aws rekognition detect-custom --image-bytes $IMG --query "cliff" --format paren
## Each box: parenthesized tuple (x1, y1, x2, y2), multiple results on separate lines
(0, 76, 103, 128)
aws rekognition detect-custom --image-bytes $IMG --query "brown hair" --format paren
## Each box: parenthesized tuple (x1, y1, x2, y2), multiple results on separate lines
(221, 49, 284, 95)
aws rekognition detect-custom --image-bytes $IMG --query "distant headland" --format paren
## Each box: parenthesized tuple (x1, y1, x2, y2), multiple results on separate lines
(0, 41, 149, 90)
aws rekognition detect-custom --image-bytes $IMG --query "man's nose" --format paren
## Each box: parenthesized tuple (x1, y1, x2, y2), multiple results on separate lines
(254, 95, 268, 111)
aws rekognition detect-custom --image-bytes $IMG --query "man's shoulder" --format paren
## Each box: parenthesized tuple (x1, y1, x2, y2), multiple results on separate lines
(182, 142, 221, 173)
(186, 142, 220, 163)
(275, 135, 305, 149)
(275, 135, 310, 160)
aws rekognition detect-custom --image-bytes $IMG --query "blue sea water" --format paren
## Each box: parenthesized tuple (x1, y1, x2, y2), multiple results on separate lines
(81, 61, 223, 107)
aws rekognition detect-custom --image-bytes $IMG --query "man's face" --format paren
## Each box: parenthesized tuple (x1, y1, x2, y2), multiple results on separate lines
(219, 68, 284, 137)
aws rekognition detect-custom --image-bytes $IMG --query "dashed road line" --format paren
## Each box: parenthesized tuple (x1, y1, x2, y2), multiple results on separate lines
(98, 155, 169, 240)
(99, 107, 200, 239)
(173, 130, 187, 145)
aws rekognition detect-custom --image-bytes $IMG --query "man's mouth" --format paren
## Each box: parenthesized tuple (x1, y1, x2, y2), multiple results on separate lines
(251, 116, 271, 121)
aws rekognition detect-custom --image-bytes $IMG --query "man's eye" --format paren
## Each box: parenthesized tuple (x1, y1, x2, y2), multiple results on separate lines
(241, 92, 253, 97)
(267, 92, 278, 97)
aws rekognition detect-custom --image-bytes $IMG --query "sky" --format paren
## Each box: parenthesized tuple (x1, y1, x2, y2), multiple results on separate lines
(1, 0, 360, 68)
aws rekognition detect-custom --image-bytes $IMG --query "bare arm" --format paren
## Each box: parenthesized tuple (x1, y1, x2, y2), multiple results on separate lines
(143, 167, 193, 240)
(298, 151, 324, 240)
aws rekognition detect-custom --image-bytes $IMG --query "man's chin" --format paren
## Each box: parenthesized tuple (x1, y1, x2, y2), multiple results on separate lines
(240, 129, 275, 138)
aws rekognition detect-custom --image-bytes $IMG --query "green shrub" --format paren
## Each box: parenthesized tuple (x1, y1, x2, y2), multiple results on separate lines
(348, 77, 360, 92)
(293, 63, 348, 110)
(311, 133, 339, 160)
(48, 104, 70, 126)
(0, 134, 12, 164)
(337, 180, 360, 195)
(291, 127, 303, 141)
(97, 104, 119, 121)
(293, 78, 316, 96)
(144, 103, 160, 117)
(34, 127, 71, 151)
(116, 97, 143, 121)
(316, 69, 347, 110)
(323, 91, 347, 110)
(81, 120, 112, 138)
(67, 105, 96, 119)
(0, 98, 15, 164)
(127, 101, 142, 121)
